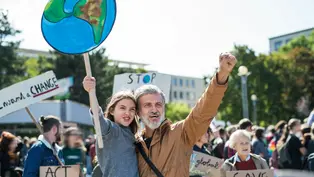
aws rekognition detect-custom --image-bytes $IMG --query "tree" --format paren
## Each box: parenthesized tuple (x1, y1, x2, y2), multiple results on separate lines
(205, 33, 314, 125)
(165, 103, 191, 123)
(49, 48, 143, 108)
(276, 32, 314, 110)
(0, 10, 26, 89)
(205, 45, 301, 124)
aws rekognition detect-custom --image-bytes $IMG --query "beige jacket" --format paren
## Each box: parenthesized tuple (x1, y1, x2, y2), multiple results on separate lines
(136, 74, 228, 177)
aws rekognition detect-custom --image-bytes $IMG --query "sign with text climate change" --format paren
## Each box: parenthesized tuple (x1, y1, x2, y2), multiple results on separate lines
(0, 71, 62, 117)
(113, 72, 171, 102)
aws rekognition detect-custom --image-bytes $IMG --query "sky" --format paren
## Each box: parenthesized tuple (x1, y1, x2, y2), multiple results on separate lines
(1, 0, 314, 78)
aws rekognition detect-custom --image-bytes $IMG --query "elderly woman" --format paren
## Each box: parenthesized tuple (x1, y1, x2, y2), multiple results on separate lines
(221, 130, 269, 177)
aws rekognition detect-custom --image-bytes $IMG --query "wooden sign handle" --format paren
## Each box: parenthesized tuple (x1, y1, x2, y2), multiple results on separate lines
(83, 53, 104, 149)
(25, 107, 64, 166)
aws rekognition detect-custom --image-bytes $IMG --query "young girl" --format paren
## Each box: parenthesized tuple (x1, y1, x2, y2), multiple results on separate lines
(83, 76, 139, 177)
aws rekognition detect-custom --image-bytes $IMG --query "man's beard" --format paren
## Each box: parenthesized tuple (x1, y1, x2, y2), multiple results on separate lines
(141, 113, 165, 130)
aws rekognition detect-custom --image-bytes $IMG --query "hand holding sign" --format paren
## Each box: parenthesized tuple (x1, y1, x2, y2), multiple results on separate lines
(83, 76, 96, 93)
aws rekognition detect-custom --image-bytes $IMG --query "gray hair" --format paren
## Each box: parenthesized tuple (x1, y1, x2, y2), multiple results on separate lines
(228, 129, 251, 149)
(134, 85, 166, 107)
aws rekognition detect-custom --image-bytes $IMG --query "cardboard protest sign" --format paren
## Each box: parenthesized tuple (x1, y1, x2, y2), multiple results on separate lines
(113, 72, 171, 102)
(0, 71, 62, 118)
(40, 165, 80, 177)
(226, 169, 274, 177)
(190, 151, 224, 177)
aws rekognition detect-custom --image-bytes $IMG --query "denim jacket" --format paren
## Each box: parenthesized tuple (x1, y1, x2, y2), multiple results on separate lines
(22, 135, 64, 177)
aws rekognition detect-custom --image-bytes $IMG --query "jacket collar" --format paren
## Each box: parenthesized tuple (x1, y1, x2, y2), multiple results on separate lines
(38, 135, 62, 152)
(235, 153, 251, 162)
(227, 153, 258, 166)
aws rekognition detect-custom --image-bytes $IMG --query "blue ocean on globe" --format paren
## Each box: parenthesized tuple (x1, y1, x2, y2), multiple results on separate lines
(41, 0, 116, 54)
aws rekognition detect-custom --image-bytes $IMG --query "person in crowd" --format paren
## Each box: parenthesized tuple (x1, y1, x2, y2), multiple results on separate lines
(190, 129, 212, 177)
(88, 135, 96, 171)
(238, 118, 253, 132)
(307, 124, 314, 155)
(266, 125, 276, 144)
(18, 137, 30, 167)
(252, 127, 270, 163)
(23, 115, 64, 177)
(220, 127, 227, 142)
(62, 127, 85, 177)
(0, 131, 19, 177)
(83, 77, 140, 177)
(211, 126, 225, 159)
(301, 124, 312, 151)
(268, 120, 287, 157)
(224, 125, 237, 159)
(221, 130, 269, 177)
(277, 118, 307, 170)
(85, 135, 94, 176)
(225, 119, 253, 159)
(307, 108, 314, 127)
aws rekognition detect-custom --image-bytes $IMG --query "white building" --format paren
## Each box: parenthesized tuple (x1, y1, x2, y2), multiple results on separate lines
(269, 27, 314, 52)
(169, 75, 205, 108)
(17, 48, 149, 70)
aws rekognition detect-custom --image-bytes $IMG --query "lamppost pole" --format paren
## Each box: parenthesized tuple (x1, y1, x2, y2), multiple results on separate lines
(238, 66, 250, 119)
(251, 94, 258, 125)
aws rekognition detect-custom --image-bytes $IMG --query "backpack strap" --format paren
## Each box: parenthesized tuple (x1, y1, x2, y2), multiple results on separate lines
(135, 142, 164, 177)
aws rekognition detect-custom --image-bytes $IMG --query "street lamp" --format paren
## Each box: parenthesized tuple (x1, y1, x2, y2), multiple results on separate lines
(238, 66, 251, 119)
(251, 94, 258, 125)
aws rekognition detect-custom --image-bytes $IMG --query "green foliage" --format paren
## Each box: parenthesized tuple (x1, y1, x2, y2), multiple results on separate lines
(165, 103, 191, 123)
(211, 31, 314, 124)
(0, 10, 26, 89)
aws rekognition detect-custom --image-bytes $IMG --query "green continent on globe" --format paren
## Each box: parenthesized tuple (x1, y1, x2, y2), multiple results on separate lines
(73, 0, 107, 44)
(43, 0, 71, 23)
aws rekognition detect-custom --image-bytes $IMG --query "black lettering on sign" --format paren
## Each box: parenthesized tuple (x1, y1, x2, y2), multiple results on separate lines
(233, 172, 239, 177)
(30, 78, 59, 98)
(27, 93, 31, 97)
(151, 73, 156, 83)
(63, 166, 71, 177)
(127, 74, 133, 84)
(260, 172, 267, 177)
(45, 167, 54, 177)
(53, 166, 60, 177)
(136, 74, 141, 83)
(2, 92, 26, 109)
(194, 157, 219, 169)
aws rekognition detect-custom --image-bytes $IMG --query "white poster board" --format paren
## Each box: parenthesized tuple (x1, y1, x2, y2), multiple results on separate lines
(226, 169, 274, 177)
(40, 165, 80, 177)
(113, 72, 171, 102)
(0, 71, 62, 117)
(190, 151, 224, 177)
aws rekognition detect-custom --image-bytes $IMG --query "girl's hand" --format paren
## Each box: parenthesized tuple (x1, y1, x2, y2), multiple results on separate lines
(83, 76, 96, 92)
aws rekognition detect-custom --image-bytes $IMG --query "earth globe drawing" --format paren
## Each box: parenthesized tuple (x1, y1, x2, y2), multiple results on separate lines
(41, 0, 116, 54)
